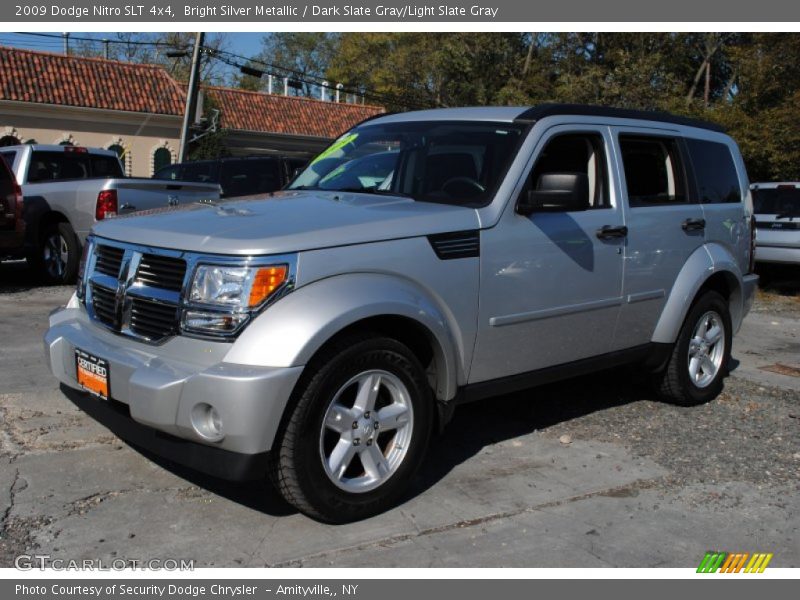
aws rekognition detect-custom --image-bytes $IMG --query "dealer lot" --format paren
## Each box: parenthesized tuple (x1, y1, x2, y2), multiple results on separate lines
(0, 261, 798, 568)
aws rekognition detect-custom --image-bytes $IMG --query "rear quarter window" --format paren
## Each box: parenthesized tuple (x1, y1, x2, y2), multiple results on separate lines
(685, 139, 741, 204)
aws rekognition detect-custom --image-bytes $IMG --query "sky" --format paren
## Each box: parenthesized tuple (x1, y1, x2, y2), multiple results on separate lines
(0, 32, 266, 81)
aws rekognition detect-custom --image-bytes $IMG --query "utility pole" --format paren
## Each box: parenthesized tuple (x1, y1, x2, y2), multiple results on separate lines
(102, 39, 110, 60)
(62, 32, 70, 56)
(178, 32, 205, 163)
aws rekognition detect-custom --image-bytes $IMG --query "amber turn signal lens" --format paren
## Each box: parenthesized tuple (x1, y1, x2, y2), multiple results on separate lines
(248, 265, 288, 307)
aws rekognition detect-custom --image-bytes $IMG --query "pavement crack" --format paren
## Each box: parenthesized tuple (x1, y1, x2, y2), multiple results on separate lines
(269, 477, 664, 567)
(1, 469, 22, 536)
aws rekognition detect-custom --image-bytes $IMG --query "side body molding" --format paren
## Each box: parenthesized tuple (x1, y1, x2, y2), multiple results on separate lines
(223, 273, 462, 401)
(651, 243, 744, 344)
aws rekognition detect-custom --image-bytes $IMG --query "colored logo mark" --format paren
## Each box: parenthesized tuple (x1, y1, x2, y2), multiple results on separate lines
(697, 552, 773, 573)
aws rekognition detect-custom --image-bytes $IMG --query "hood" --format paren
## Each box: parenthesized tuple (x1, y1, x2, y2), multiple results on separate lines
(92, 190, 481, 255)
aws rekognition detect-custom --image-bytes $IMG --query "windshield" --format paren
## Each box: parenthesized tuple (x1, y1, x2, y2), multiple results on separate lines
(753, 186, 800, 215)
(289, 120, 526, 206)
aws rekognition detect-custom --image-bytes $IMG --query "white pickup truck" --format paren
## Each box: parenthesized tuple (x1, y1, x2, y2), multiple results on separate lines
(0, 144, 220, 284)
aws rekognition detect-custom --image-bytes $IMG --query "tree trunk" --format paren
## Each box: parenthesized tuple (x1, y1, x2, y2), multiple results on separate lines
(704, 60, 711, 107)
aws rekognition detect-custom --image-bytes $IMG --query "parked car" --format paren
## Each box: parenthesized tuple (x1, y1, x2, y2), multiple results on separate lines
(0, 153, 24, 255)
(751, 182, 800, 265)
(0, 145, 220, 284)
(45, 105, 758, 523)
(153, 155, 309, 198)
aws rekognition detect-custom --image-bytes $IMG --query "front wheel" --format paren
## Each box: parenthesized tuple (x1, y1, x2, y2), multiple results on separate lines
(268, 334, 433, 523)
(653, 290, 732, 406)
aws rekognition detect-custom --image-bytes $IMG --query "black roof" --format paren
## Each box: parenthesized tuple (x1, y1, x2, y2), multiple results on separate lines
(516, 103, 726, 133)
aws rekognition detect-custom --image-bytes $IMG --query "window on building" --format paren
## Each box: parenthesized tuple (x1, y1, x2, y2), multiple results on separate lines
(153, 147, 172, 174)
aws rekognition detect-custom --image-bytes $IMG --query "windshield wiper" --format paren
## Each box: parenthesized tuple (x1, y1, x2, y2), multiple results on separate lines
(328, 187, 412, 198)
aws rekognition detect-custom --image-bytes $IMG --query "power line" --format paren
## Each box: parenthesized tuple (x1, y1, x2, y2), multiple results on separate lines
(212, 47, 434, 110)
(8, 31, 434, 110)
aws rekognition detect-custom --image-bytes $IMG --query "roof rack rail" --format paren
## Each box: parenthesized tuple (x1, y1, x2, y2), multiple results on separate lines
(515, 103, 725, 133)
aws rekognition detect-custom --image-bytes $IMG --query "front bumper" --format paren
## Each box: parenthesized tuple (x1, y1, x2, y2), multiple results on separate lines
(44, 303, 303, 473)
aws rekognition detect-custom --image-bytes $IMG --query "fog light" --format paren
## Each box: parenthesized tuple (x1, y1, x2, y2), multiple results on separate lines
(191, 403, 224, 441)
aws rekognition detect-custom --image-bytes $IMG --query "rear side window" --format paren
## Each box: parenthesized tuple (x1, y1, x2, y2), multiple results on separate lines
(619, 136, 687, 206)
(180, 162, 217, 184)
(27, 151, 122, 182)
(154, 165, 182, 181)
(28, 152, 89, 182)
(91, 155, 124, 178)
(220, 159, 282, 197)
(685, 139, 741, 204)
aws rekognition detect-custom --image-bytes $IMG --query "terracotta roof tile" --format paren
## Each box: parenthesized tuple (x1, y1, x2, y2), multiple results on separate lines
(0, 45, 184, 115)
(0, 46, 385, 137)
(205, 85, 384, 138)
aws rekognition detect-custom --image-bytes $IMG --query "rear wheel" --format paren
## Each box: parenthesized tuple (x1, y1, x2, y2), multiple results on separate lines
(654, 291, 732, 406)
(30, 222, 80, 285)
(268, 334, 433, 523)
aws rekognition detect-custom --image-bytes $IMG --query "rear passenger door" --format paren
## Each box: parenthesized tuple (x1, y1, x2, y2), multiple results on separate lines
(612, 130, 705, 350)
(684, 137, 750, 275)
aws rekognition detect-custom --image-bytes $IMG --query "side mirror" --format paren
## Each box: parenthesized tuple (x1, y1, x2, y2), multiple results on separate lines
(517, 172, 590, 215)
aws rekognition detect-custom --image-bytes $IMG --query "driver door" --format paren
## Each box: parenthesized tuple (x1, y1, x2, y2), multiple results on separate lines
(470, 125, 626, 384)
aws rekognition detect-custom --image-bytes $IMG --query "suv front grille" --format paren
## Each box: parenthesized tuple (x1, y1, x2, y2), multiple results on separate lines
(135, 254, 186, 291)
(85, 240, 186, 343)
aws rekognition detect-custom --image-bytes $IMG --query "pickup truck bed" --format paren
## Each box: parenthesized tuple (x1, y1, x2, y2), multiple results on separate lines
(0, 144, 220, 283)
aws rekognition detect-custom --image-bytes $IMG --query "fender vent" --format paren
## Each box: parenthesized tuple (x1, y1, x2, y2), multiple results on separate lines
(428, 230, 480, 260)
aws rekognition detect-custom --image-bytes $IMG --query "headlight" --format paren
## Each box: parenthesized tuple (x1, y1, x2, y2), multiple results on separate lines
(189, 264, 288, 309)
(183, 263, 289, 337)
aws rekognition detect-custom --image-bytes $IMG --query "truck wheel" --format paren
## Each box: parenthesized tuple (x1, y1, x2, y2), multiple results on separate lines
(269, 334, 434, 523)
(33, 222, 80, 285)
(654, 291, 732, 406)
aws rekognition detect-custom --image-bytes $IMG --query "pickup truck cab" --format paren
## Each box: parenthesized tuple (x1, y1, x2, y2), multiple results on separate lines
(751, 182, 800, 265)
(45, 105, 758, 522)
(0, 145, 220, 284)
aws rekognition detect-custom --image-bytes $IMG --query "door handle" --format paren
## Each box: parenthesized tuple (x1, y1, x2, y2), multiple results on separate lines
(119, 203, 136, 212)
(682, 217, 706, 232)
(596, 225, 628, 240)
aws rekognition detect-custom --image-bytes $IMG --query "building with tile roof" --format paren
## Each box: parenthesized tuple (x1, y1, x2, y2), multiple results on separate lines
(0, 46, 384, 176)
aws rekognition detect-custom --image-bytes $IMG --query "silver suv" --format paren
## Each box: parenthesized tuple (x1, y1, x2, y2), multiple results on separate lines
(45, 105, 759, 522)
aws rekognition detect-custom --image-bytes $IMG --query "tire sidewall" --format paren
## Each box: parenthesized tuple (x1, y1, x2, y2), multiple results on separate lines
(288, 337, 433, 521)
(675, 291, 733, 403)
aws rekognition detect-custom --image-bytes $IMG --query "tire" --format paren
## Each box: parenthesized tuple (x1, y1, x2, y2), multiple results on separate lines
(268, 334, 434, 523)
(30, 222, 80, 285)
(653, 290, 732, 406)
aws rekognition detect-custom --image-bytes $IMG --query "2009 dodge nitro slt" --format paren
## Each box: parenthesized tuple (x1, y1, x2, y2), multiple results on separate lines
(45, 104, 759, 522)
